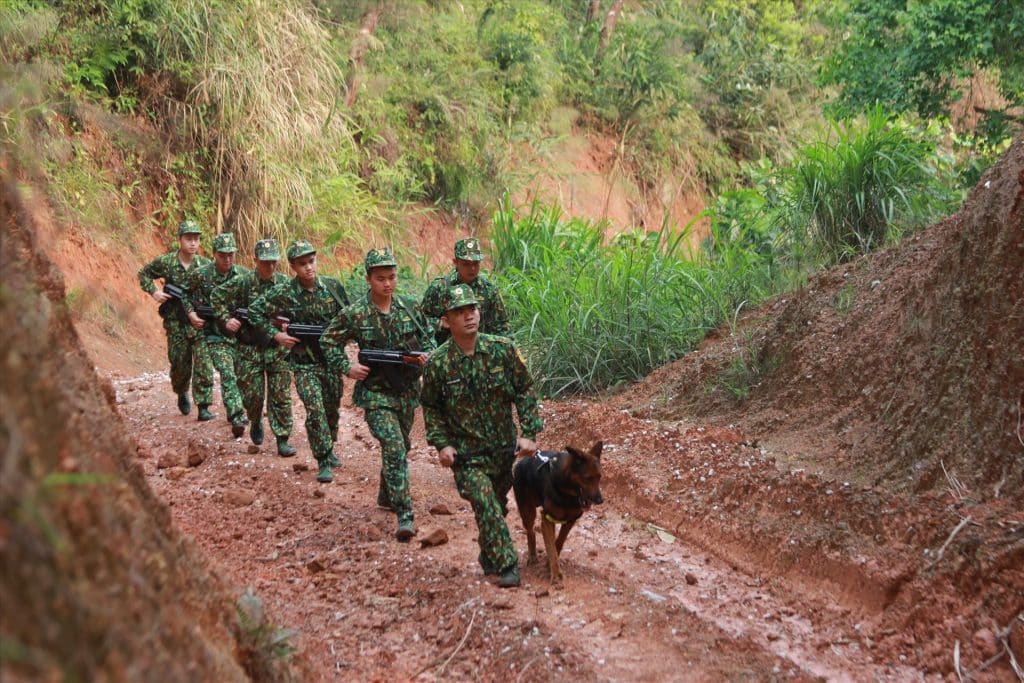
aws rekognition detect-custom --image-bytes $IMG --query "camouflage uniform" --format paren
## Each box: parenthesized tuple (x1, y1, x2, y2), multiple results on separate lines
(248, 241, 349, 468)
(420, 238, 510, 344)
(421, 286, 543, 574)
(182, 233, 248, 424)
(210, 240, 292, 442)
(321, 248, 436, 527)
(137, 221, 213, 406)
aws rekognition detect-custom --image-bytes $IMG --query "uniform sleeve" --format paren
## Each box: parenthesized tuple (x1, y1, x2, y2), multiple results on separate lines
(420, 279, 444, 336)
(408, 298, 437, 353)
(507, 342, 542, 439)
(420, 357, 450, 450)
(210, 277, 237, 326)
(137, 255, 166, 294)
(180, 268, 201, 314)
(248, 285, 283, 340)
(320, 307, 357, 375)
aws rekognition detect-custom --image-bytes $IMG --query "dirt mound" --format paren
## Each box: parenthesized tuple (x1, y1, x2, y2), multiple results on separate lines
(638, 136, 1024, 500)
(0, 180, 301, 681)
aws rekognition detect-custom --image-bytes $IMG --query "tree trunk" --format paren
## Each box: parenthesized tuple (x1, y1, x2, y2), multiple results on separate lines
(586, 0, 603, 23)
(344, 8, 382, 109)
(599, 0, 625, 48)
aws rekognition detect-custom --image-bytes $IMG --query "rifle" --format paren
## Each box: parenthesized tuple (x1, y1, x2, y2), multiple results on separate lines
(357, 349, 429, 391)
(272, 316, 327, 363)
(157, 283, 188, 325)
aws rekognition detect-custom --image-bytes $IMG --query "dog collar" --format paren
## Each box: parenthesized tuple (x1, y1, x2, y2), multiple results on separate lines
(544, 511, 571, 525)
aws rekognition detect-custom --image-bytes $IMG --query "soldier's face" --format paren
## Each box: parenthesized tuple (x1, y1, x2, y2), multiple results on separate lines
(179, 234, 201, 255)
(453, 257, 480, 284)
(366, 267, 397, 299)
(214, 250, 234, 273)
(255, 259, 278, 280)
(290, 254, 317, 287)
(444, 304, 479, 336)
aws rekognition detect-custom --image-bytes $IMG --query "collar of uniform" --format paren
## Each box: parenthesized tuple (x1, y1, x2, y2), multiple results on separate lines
(291, 275, 326, 294)
(446, 334, 492, 360)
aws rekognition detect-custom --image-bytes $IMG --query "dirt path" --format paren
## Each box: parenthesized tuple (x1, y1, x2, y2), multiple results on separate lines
(109, 371, 935, 682)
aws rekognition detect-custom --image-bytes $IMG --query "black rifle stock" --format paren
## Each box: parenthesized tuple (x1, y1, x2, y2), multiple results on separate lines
(272, 317, 327, 363)
(157, 283, 189, 325)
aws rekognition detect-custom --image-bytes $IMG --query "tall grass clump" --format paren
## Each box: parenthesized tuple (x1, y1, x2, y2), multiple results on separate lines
(154, 0, 381, 246)
(776, 108, 959, 262)
(491, 198, 781, 396)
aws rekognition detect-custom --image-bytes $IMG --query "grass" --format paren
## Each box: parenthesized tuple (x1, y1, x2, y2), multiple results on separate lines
(491, 196, 785, 396)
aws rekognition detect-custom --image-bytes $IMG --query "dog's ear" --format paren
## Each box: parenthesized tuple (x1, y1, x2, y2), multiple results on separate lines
(590, 441, 603, 460)
(564, 446, 583, 468)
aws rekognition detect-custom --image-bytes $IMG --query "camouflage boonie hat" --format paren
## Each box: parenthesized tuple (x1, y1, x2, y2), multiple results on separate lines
(364, 247, 398, 271)
(178, 219, 202, 236)
(212, 233, 238, 253)
(286, 240, 316, 261)
(254, 238, 281, 260)
(444, 284, 478, 311)
(454, 237, 484, 261)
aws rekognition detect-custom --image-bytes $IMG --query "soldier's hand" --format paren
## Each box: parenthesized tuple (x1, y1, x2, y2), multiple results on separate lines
(274, 331, 300, 348)
(225, 318, 242, 333)
(151, 290, 171, 304)
(438, 446, 456, 468)
(346, 362, 370, 381)
(188, 312, 205, 329)
(515, 438, 538, 458)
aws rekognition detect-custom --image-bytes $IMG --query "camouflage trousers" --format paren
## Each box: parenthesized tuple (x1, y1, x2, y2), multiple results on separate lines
(201, 340, 244, 420)
(364, 406, 415, 524)
(236, 343, 292, 438)
(452, 450, 517, 574)
(165, 320, 212, 406)
(293, 363, 343, 463)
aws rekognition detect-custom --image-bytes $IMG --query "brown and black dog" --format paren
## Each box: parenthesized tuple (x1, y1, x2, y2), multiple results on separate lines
(512, 441, 603, 583)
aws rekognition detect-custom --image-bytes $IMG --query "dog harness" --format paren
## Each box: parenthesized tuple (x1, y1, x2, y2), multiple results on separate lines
(538, 452, 586, 525)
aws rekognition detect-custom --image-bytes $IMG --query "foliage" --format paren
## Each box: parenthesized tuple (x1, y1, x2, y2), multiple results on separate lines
(775, 108, 962, 262)
(491, 196, 782, 396)
(235, 588, 297, 682)
(152, 0, 371, 246)
(823, 0, 1024, 140)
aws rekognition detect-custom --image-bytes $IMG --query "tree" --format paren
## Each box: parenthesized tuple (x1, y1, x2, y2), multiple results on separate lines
(823, 0, 1024, 138)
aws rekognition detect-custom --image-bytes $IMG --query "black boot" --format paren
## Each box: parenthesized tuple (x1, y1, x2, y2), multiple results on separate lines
(250, 421, 264, 445)
(177, 394, 191, 415)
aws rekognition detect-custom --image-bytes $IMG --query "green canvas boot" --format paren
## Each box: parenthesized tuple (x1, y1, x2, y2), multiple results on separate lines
(250, 422, 264, 445)
(376, 482, 392, 510)
(230, 414, 249, 438)
(177, 394, 191, 415)
(326, 453, 341, 468)
(316, 461, 333, 483)
(395, 521, 416, 542)
(276, 437, 297, 457)
(197, 405, 215, 422)
(498, 565, 521, 588)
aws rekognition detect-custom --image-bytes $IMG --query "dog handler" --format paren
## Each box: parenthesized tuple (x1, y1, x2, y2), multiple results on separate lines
(420, 285, 542, 588)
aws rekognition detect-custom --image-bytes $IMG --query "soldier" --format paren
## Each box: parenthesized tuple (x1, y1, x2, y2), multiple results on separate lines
(420, 237, 510, 344)
(248, 240, 349, 482)
(420, 285, 542, 587)
(138, 218, 214, 417)
(321, 248, 435, 542)
(182, 232, 249, 430)
(210, 238, 295, 455)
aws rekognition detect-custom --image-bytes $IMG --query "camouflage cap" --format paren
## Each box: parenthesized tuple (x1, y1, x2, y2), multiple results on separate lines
(444, 284, 478, 311)
(178, 219, 202, 236)
(454, 237, 484, 261)
(254, 238, 281, 261)
(364, 247, 398, 271)
(286, 240, 316, 261)
(212, 232, 238, 253)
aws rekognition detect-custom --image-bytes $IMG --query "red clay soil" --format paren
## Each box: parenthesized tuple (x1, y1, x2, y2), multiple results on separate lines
(0, 180, 301, 682)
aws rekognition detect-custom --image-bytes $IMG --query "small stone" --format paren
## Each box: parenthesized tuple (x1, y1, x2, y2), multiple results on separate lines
(419, 529, 448, 548)
(224, 489, 255, 507)
(247, 445, 260, 455)
(313, 489, 325, 499)
(429, 504, 454, 516)
(767, 632, 781, 642)
(157, 452, 184, 469)
(293, 462, 310, 473)
(685, 573, 698, 585)
(163, 467, 188, 481)
(232, 531, 244, 540)
(307, 559, 325, 573)
(490, 598, 513, 610)
(972, 628, 998, 658)
(534, 588, 550, 598)
(187, 440, 207, 467)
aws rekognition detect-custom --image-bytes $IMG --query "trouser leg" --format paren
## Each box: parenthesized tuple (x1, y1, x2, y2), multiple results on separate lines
(365, 407, 414, 524)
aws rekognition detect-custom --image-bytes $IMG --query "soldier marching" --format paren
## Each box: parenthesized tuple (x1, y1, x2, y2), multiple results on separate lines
(143, 229, 536, 585)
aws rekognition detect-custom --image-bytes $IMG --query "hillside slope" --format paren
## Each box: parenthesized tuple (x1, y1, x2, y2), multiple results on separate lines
(638, 136, 1024, 499)
(0, 179, 301, 682)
